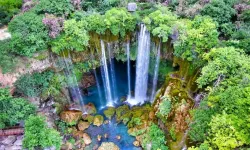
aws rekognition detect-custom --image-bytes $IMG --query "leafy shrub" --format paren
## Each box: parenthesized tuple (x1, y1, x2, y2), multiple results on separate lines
(35, 0, 74, 15)
(85, 13, 107, 34)
(51, 19, 89, 53)
(8, 10, 49, 56)
(15, 71, 54, 97)
(0, 40, 17, 73)
(157, 96, 172, 117)
(142, 123, 168, 150)
(23, 115, 62, 150)
(0, 88, 36, 129)
(188, 100, 216, 142)
(0, 0, 22, 26)
(104, 8, 136, 37)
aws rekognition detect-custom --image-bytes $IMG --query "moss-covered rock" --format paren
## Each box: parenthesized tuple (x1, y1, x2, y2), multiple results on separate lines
(93, 115, 104, 127)
(104, 107, 116, 119)
(116, 105, 130, 122)
(98, 142, 120, 150)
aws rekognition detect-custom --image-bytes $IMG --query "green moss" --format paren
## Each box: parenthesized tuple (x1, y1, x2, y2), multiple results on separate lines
(85, 115, 94, 124)
(116, 105, 130, 121)
(104, 107, 116, 119)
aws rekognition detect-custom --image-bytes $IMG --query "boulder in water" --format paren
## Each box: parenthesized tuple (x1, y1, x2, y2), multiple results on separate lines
(84, 103, 97, 115)
(78, 121, 90, 131)
(60, 110, 82, 124)
(133, 140, 140, 147)
(82, 133, 92, 145)
(103, 107, 115, 119)
(98, 142, 120, 150)
(93, 115, 104, 127)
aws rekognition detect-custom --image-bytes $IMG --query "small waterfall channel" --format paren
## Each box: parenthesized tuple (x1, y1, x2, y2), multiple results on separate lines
(61, 51, 87, 113)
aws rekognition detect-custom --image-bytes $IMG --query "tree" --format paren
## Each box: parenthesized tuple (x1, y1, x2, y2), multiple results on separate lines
(23, 115, 62, 150)
(0, 88, 36, 129)
(104, 8, 136, 37)
(8, 10, 50, 56)
(197, 47, 250, 88)
(201, 0, 236, 25)
(143, 6, 178, 42)
(174, 16, 219, 62)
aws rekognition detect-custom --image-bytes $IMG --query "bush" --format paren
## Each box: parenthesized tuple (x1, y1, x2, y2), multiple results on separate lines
(0, 40, 17, 74)
(0, 88, 36, 129)
(35, 0, 74, 16)
(23, 115, 62, 150)
(104, 8, 136, 37)
(0, 0, 22, 26)
(142, 123, 168, 150)
(8, 10, 50, 56)
(143, 7, 178, 42)
(51, 19, 89, 53)
(201, 0, 236, 25)
(14, 71, 54, 97)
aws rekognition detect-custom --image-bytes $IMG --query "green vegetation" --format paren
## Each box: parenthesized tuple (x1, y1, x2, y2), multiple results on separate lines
(0, 88, 36, 129)
(23, 115, 62, 150)
(0, 0, 22, 26)
(8, 10, 49, 56)
(2, 0, 250, 149)
(143, 7, 177, 42)
(142, 123, 168, 150)
(14, 71, 54, 97)
(51, 19, 89, 53)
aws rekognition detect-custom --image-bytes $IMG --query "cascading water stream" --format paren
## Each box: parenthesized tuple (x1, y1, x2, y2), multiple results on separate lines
(126, 41, 131, 99)
(107, 43, 118, 102)
(150, 43, 161, 102)
(100, 40, 113, 106)
(128, 24, 151, 105)
(61, 51, 87, 113)
(93, 68, 104, 108)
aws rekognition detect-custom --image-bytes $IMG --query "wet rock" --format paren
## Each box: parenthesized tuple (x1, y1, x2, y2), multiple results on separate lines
(1, 136, 16, 145)
(104, 120, 109, 124)
(104, 133, 108, 139)
(127, 3, 137, 12)
(82, 133, 92, 145)
(149, 111, 155, 120)
(78, 121, 90, 131)
(84, 115, 94, 124)
(98, 142, 120, 150)
(62, 142, 74, 150)
(0, 27, 11, 41)
(0, 145, 5, 150)
(97, 135, 102, 142)
(103, 107, 115, 119)
(84, 103, 97, 115)
(120, 96, 126, 102)
(81, 73, 96, 89)
(93, 115, 104, 127)
(14, 138, 22, 146)
(60, 110, 82, 124)
(133, 140, 140, 147)
(5, 145, 22, 150)
(116, 135, 121, 140)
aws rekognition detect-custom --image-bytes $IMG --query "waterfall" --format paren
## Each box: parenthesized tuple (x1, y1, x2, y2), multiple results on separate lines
(150, 43, 161, 102)
(107, 43, 118, 102)
(133, 24, 151, 104)
(62, 51, 86, 113)
(93, 68, 104, 108)
(100, 40, 113, 106)
(126, 41, 131, 99)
